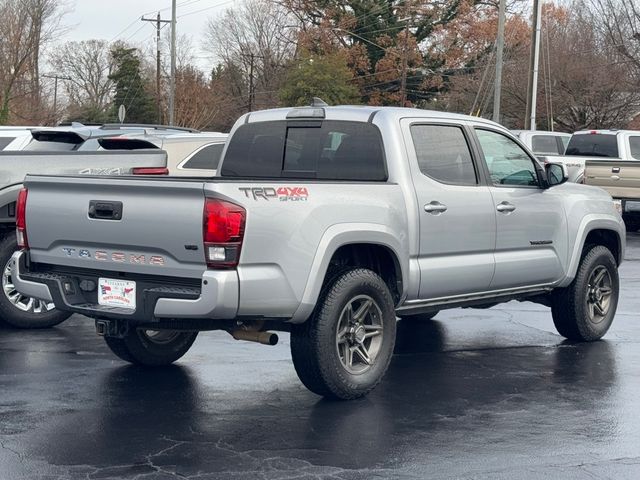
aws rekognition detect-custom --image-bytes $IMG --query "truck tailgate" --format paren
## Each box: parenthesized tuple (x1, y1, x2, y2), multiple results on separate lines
(0, 150, 167, 190)
(24, 175, 207, 278)
(584, 159, 640, 198)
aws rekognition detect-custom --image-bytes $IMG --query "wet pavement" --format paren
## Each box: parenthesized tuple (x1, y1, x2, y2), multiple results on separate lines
(2, 237, 640, 479)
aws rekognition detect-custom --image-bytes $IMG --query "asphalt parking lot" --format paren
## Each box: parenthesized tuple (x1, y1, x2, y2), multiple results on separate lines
(1, 235, 640, 479)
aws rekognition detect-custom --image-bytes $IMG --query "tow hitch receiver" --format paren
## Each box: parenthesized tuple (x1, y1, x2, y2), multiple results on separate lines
(95, 319, 129, 338)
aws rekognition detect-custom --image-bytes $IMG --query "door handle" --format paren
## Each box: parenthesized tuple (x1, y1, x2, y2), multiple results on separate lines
(496, 201, 516, 213)
(424, 201, 448, 214)
(612, 167, 620, 173)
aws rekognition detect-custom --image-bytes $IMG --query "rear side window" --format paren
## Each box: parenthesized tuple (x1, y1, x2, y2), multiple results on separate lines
(629, 137, 640, 160)
(221, 121, 386, 181)
(183, 143, 224, 169)
(531, 135, 561, 154)
(565, 134, 619, 157)
(410, 125, 477, 185)
(0, 137, 16, 150)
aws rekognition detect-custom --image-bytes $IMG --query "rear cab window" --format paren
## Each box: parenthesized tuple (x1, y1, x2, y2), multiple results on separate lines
(531, 135, 562, 155)
(221, 120, 386, 180)
(410, 124, 477, 185)
(565, 133, 619, 157)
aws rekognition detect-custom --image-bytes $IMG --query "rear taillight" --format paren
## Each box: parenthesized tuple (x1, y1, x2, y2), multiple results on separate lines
(16, 188, 28, 249)
(132, 167, 169, 175)
(203, 198, 246, 268)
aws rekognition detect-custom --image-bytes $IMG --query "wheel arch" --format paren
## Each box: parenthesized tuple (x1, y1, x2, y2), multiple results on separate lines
(290, 224, 408, 323)
(559, 216, 625, 288)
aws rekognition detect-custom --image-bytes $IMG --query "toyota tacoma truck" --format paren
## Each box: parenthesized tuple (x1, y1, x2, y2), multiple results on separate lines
(10, 105, 625, 399)
(0, 148, 168, 328)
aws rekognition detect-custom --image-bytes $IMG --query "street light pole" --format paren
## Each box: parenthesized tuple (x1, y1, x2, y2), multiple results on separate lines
(525, 0, 542, 130)
(169, 0, 177, 126)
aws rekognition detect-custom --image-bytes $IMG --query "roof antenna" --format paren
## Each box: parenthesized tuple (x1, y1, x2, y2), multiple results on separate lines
(311, 97, 328, 107)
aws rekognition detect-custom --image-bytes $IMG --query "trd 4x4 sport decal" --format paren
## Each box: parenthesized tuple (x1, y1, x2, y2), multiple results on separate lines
(239, 187, 309, 202)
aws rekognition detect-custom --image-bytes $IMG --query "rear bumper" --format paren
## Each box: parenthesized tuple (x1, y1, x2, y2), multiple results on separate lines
(10, 251, 239, 323)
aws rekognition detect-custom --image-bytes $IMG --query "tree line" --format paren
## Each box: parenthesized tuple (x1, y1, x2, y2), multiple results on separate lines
(2, 0, 640, 132)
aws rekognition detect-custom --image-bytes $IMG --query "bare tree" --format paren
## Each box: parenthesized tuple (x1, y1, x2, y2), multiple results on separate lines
(49, 40, 115, 121)
(590, 0, 640, 76)
(203, 0, 298, 111)
(0, 0, 65, 124)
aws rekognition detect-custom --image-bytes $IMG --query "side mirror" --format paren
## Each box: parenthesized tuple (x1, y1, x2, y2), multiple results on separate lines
(545, 162, 569, 187)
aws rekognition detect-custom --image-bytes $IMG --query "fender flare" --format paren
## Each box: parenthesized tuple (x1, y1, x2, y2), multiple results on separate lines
(558, 214, 625, 288)
(290, 223, 408, 323)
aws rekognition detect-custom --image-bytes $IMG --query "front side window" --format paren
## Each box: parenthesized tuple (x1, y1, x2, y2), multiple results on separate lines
(410, 124, 477, 185)
(476, 129, 539, 187)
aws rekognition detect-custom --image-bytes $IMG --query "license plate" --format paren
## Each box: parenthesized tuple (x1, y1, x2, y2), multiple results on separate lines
(98, 278, 136, 309)
(624, 200, 640, 213)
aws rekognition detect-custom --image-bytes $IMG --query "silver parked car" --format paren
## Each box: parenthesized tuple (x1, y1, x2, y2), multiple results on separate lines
(98, 131, 228, 176)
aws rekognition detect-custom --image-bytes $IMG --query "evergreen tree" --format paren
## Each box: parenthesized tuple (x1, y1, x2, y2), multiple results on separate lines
(108, 45, 155, 123)
(279, 51, 360, 107)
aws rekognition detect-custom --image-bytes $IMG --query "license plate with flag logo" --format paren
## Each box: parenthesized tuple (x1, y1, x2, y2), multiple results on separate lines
(98, 278, 136, 309)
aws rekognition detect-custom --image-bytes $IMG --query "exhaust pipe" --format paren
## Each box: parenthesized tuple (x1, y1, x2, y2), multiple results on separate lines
(231, 329, 279, 346)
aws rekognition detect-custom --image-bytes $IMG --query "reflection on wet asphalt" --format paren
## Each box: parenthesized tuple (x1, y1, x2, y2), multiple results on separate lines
(2, 235, 640, 479)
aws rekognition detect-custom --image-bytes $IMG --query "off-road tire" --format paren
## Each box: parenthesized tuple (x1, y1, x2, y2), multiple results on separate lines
(398, 310, 440, 321)
(104, 329, 198, 366)
(290, 268, 396, 400)
(551, 245, 619, 341)
(0, 234, 71, 328)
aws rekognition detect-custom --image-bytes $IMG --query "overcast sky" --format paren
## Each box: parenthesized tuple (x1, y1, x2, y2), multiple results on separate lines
(59, 0, 234, 69)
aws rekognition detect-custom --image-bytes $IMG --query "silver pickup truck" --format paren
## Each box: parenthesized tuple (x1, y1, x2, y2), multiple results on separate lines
(0, 150, 167, 329)
(11, 105, 625, 399)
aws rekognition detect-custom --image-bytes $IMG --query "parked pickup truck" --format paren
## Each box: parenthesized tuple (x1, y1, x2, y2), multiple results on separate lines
(0, 150, 167, 329)
(11, 105, 625, 399)
(584, 159, 640, 230)
(544, 129, 640, 183)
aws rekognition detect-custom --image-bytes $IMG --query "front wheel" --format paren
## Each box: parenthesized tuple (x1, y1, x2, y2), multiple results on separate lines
(0, 234, 71, 328)
(551, 245, 619, 341)
(104, 328, 198, 366)
(290, 268, 397, 400)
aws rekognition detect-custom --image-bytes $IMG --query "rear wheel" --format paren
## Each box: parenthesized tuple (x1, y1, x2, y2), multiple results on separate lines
(104, 328, 198, 366)
(0, 234, 71, 328)
(551, 245, 619, 341)
(290, 268, 396, 400)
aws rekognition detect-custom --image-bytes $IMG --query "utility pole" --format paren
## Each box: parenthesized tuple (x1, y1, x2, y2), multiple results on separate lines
(42, 73, 71, 125)
(525, 0, 543, 130)
(169, 0, 177, 125)
(492, 0, 506, 123)
(399, 20, 410, 107)
(142, 12, 171, 124)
